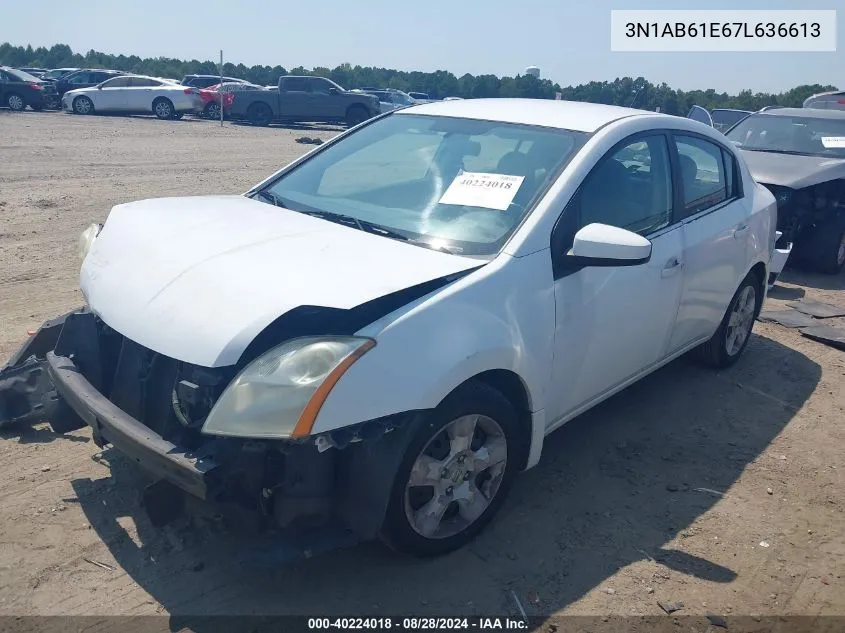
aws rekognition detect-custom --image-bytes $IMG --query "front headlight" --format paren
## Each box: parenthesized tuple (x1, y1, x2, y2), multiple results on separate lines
(77, 223, 102, 262)
(201, 336, 375, 439)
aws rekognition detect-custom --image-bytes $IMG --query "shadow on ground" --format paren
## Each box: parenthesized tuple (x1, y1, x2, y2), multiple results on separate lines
(67, 332, 819, 628)
(779, 267, 845, 293)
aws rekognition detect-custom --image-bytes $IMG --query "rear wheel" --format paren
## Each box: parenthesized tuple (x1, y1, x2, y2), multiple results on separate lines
(345, 105, 369, 127)
(72, 96, 94, 115)
(380, 381, 524, 557)
(247, 102, 273, 126)
(153, 97, 175, 120)
(693, 272, 761, 369)
(6, 93, 25, 111)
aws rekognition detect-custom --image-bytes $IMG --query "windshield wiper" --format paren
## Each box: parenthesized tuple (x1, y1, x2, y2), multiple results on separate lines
(299, 209, 412, 242)
(737, 147, 817, 156)
(253, 190, 287, 208)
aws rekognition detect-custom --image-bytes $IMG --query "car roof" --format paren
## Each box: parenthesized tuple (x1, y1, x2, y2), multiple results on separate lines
(754, 107, 845, 120)
(397, 98, 652, 132)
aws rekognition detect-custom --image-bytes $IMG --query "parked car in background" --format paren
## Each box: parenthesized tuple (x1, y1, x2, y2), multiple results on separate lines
(62, 74, 203, 119)
(408, 91, 432, 101)
(19, 67, 48, 78)
(53, 69, 126, 97)
(358, 88, 415, 113)
(230, 75, 379, 127)
(42, 68, 80, 81)
(0, 99, 776, 558)
(758, 105, 785, 112)
(711, 108, 752, 132)
(686, 106, 751, 133)
(200, 81, 266, 118)
(802, 90, 845, 111)
(181, 74, 248, 89)
(0, 67, 59, 111)
(725, 108, 845, 274)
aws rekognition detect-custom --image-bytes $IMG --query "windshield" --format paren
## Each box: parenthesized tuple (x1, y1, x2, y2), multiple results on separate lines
(726, 113, 845, 157)
(712, 110, 750, 128)
(259, 114, 586, 256)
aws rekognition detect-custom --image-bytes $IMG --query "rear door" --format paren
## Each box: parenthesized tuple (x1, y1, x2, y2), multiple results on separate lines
(666, 133, 751, 353)
(278, 77, 310, 118)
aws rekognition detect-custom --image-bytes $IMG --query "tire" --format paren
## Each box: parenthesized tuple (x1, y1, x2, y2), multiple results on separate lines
(6, 93, 26, 111)
(247, 102, 273, 126)
(379, 380, 525, 557)
(204, 102, 221, 120)
(345, 105, 369, 128)
(72, 96, 94, 115)
(693, 271, 761, 369)
(153, 97, 175, 120)
(809, 219, 845, 275)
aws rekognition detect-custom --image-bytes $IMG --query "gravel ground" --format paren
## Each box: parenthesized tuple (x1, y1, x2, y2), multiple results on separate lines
(0, 110, 843, 625)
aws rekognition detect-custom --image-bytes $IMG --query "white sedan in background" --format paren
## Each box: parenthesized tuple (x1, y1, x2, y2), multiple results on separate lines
(62, 74, 204, 119)
(1, 99, 777, 558)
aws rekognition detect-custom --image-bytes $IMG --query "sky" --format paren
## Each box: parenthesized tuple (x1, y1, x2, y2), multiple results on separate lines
(5, 0, 843, 94)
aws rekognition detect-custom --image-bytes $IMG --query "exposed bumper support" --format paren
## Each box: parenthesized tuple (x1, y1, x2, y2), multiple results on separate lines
(769, 232, 792, 288)
(46, 351, 218, 500)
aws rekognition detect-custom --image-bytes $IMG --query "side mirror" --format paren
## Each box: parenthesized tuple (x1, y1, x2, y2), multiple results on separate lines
(567, 223, 652, 266)
(328, 87, 340, 95)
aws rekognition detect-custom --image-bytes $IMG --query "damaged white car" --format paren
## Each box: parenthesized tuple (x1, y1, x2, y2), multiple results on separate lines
(0, 99, 778, 558)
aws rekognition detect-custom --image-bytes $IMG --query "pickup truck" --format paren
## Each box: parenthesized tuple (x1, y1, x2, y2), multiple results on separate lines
(229, 75, 380, 127)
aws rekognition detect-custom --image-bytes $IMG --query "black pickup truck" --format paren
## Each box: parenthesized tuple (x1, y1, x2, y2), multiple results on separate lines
(229, 75, 379, 127)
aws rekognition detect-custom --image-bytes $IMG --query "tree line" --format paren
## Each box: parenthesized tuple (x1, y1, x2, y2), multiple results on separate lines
(1, 42, 836, 116)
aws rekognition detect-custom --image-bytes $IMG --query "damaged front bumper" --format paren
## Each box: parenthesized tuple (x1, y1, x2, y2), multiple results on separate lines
(1, 309, 419, 557)
(769, 231, 792, 288)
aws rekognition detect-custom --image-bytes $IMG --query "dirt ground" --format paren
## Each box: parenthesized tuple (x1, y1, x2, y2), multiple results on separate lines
(0, 110, 843, 625)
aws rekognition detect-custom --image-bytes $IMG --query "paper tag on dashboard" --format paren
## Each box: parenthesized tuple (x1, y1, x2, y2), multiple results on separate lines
(438, 172, 525, 211)
(821, 136, 845, 148)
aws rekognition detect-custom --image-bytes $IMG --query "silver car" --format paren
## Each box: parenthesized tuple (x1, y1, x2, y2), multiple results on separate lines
(803, 90, 845, 111)
(62, 75, 204, 119)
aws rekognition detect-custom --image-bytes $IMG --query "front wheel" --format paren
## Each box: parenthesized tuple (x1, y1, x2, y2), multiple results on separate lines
(809, 219, 845, 275)
(380, 381, 523, 557)
(72, 96, 94, 115)
(693, 272, 761, 369)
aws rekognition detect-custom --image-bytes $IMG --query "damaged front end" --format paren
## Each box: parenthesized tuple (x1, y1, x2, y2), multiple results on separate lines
(0, 309, 418, 557)
(765, 180, 845, 275)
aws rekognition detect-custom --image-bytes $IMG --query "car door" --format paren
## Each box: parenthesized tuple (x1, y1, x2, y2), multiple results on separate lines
(665, 134, 751, 353)
(547, 133, 686, 425)
(0, 70, 10, 104)
(94, 76, 132, 111)
(278, 77, 310, 118)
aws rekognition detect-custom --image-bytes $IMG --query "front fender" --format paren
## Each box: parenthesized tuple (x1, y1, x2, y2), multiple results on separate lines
(310, 251, 556, 436)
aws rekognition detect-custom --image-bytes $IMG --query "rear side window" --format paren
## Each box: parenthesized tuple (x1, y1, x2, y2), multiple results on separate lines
(282, 77, 309, 92)
(67, 72, 91, 84)
(675, 135, 728, 215)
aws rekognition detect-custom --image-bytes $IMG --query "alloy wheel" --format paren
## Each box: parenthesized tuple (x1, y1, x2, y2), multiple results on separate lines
(725, 285, 756, 356)
(403, 414, 507, 539)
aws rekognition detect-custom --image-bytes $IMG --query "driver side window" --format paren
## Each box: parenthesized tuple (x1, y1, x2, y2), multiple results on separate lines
(578, 134, 673, 235)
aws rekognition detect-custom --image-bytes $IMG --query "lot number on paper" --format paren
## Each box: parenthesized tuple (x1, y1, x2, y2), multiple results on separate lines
(821, 137, 845, 149)
(439, 172, 525, 211)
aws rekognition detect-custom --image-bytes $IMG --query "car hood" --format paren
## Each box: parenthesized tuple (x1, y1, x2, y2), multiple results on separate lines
(81, 195, 482, 367)
(739, 149, 845, 189)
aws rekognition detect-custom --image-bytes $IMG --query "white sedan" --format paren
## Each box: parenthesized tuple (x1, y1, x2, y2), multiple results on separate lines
(1, 98, 777, 558)
(62, 74, 204, 119)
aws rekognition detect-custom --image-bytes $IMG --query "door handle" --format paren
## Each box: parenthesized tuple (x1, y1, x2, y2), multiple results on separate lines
(733, 224, 749, 238)
(661, 256, 684, 278)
